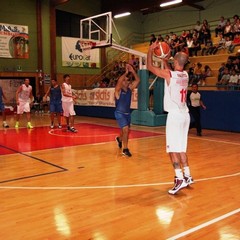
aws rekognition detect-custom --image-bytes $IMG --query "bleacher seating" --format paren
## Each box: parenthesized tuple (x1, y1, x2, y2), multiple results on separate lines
(130, 36, 240, 91)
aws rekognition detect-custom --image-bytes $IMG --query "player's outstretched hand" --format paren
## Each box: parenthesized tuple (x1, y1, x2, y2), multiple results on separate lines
(126, 63, 135, 73)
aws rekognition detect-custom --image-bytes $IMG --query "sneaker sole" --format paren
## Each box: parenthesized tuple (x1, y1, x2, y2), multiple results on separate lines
(168, 182, 188, 195)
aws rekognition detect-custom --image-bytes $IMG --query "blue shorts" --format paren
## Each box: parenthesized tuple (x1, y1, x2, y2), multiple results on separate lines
(0, 102, 5, 112)
(50, 101, 62, 113)
(115, 111, 131, 129)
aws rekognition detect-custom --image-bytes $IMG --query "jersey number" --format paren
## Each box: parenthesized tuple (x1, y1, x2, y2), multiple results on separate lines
(180, 89, 187, 102)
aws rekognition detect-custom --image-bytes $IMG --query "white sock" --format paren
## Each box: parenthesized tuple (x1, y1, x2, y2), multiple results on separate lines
(183, 166, 191, 177)
(175, 169, 183, 179)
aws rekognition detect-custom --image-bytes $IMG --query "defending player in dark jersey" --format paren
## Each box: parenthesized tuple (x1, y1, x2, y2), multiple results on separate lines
(114, 64, 140, 157)
(44, 79, 62, 129)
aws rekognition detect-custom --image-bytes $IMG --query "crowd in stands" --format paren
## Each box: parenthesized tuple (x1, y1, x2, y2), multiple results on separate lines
(217, 52, 240, 89)
(91, 56, 140, 88)
(149, 14, 240, 57)
(188, 62, 212, 86)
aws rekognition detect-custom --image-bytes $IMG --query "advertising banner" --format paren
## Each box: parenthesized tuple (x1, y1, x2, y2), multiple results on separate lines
(62, 37, 100, 68)
(73, 88, 138, 109)
(0, 23, 29, 58)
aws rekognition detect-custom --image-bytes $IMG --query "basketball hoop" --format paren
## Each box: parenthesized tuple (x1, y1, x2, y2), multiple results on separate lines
(79, 40, 97, 56)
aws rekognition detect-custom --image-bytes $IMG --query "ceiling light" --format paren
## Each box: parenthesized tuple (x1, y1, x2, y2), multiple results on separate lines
(160, 0, 182, 7)
(114, 12, 131, 18)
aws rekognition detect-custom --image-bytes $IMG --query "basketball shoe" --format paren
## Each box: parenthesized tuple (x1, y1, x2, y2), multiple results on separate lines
(67, 126, 78, 133)
(168, 177, 188, 195)
(27, 122, 33, 129)
(115, 136, 122, 148)
(3, 122, 9, 128)
(122, 148, 132, 157)
(184, 175, 194, 186)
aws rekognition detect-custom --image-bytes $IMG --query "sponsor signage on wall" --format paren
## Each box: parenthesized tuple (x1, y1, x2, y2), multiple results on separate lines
(73, 88, 138, 109)
(62, 37, 100, 68)
(0, 23, 29, 59)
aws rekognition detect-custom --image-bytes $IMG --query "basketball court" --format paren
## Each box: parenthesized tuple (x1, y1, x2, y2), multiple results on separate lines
(0, 10, 239, 240)
(0, 114, 239, 239)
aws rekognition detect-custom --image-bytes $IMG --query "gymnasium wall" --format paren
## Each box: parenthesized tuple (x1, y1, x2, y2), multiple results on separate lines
(201, 91, 240, 132)
(75, 90, 240, 133)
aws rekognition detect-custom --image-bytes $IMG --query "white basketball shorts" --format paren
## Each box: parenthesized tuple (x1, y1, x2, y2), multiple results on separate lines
(17, 101, 31, 114)
(166, 111, 190, 153)
(62, 101, 76, 117)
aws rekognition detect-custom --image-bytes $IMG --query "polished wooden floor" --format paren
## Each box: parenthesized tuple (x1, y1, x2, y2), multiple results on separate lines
(0, 114, 239, 240)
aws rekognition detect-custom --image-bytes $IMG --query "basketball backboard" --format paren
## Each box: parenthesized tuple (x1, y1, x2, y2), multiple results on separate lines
(80, 12, 113, 48)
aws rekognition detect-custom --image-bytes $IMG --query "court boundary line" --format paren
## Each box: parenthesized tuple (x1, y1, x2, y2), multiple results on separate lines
(0, 144, 67, 171)
(0, 144, 68, 184)
(167, 208, 240, 240)
(0, 172, 239, 189)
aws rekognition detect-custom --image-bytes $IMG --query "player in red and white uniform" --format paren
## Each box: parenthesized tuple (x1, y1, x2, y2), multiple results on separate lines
(147, 42, 194, 195)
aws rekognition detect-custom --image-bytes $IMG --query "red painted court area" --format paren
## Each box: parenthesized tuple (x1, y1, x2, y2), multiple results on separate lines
(0, 123, 161, 155)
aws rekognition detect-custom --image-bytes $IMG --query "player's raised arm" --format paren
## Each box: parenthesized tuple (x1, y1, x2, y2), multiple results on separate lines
(114, 67, 128, 99)
(127, 64, 140, 91)
(147, 41, 171, 85)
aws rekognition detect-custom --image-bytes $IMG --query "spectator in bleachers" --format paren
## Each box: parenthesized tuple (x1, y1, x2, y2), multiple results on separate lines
(223, 19, 233, 38)
(169, 39, 177, 57)
(232, 14, 239, 25)
(129, 54, 136, 65)
(226, 58, 234, 71)
(181, 30, 188, 40)
(193, 62, 203, 85)
(228, 69, 239, 89)
(228, 33, 240, 53)
(225, 36, 233, 50)
(188, 63, 196, 85)
(191, 35, 201, 56)
(157, 34, 164, 42)
(176, 35, 186, 52)
(134, 57, 139, 71)
(199, 24, 211, 46)
(113, 61, 120, 73)
(202, 19, 210, 29)
(193, 20, 202, 33)
(150, 34, 157, 45)
(215, 16, 226, 37)
(202, 65, 212, 86)
(217, 63, 226, 81)
(164, 35, 171, 44)
(186, 36, 194, 56)
(192, 29, 199, 39)
(210, 33, 226, 55)
(232, 58, 240, 73)
(217, 67, 230, 85)
(201, 38, 214, 55)
(92, 80, 100, 88)
(232, 18, 240, 36)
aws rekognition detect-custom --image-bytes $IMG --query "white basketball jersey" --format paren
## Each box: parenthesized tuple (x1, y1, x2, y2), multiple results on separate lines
(19, 84, 32, 102)
(61, 82, 73, 102)
(164, 70, 189, 112)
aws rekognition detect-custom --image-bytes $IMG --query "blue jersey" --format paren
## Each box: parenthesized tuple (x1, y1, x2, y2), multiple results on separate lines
(115, 88, 132, 114)
(50, 85, 61, 103)
(0, 87, 3, 103)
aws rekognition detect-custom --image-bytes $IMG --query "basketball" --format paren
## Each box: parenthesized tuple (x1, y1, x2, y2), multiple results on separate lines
(153, 42, 170, 59)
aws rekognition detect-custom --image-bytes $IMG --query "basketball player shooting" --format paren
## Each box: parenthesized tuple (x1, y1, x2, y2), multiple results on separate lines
(147, 41, 194, 195)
